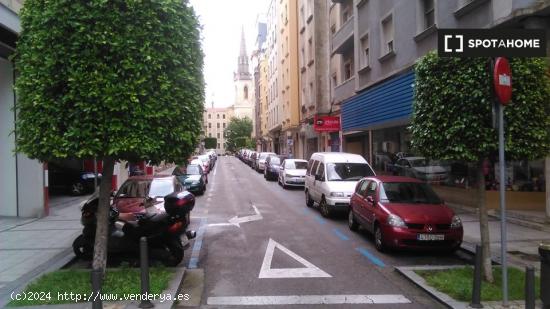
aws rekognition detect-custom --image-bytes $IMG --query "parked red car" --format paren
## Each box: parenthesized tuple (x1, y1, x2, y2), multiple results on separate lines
(348, 176, 463, 252)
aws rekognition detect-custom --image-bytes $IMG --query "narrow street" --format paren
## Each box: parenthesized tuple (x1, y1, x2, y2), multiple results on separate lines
(182, 156, 468, 308)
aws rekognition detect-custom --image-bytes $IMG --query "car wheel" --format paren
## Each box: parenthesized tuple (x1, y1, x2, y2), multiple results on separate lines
(320, 197, 332, 218)
(305, 190, 314, 208)
(374, 224, 386, 252)
(70, 182, 85, 195)
(348, 210, 359, 231)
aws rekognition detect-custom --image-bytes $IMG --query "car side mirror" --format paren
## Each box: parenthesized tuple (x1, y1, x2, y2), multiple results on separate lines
(366, 196, 375, 206)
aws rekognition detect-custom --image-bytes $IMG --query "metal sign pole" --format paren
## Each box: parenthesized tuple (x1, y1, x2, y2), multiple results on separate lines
(498, 102, 508, 306)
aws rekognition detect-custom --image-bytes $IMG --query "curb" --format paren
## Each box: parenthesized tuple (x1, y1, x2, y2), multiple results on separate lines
(396, 265, 468, 309)
(447, 203, 550, 232)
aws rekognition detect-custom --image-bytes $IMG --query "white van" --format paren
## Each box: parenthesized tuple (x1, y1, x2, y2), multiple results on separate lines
(305, 152, 375, 217)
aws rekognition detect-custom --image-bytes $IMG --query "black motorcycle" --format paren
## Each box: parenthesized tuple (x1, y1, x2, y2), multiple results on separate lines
(72, 192, 196, 266)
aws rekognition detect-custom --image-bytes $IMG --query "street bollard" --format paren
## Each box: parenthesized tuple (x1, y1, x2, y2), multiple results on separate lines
(540, 243, 550, 309)
(525, 266, 535, 309)
(91, 268, 103, 309)
(470, 245, 483, 308)
(139, 237, 154, 308)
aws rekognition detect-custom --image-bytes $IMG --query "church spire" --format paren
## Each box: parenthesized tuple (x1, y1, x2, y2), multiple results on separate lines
(236, 26, 251, 81)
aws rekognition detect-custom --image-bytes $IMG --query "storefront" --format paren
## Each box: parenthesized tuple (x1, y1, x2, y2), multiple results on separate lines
(341, 69, 547, 213)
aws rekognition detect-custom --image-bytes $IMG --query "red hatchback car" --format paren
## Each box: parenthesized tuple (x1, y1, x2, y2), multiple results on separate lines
(348, 176, 463, 252)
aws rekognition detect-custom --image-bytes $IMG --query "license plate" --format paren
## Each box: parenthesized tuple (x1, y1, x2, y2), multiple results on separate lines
(417, 234, 444, 241)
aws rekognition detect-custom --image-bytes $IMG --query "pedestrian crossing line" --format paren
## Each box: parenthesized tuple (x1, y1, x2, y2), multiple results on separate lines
(207, 294, 411, 305)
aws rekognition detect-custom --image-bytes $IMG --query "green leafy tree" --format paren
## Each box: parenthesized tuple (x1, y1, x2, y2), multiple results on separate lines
(411, 52, 550, 282)
(204, 137, 217, 149)
(224, 117, 253, 152)
(14, 0, 204, 274)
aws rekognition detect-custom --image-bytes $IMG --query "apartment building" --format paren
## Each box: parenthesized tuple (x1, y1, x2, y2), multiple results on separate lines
(203, 104, 232, 154)
(265, 0, 281, 153)
(331, 0, 550, 213)
(297, 0, 332, 160)
(278, 0, 301, 157)
(252, 19, 267, 150)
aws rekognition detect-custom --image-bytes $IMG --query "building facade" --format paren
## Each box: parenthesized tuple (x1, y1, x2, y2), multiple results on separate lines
(232, 29, 255, 127)
(333, 0, 550, 214)
(252, 19, 267, 151)
(278, 0, 301, 158)
(1, 0, 48, 218)
(298, 0, 332, 160)
(203, 104, 232, 154)
(266, 0, 282, 153)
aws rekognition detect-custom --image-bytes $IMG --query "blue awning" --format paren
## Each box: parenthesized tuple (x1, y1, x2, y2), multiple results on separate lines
(342, 70, 415, 132)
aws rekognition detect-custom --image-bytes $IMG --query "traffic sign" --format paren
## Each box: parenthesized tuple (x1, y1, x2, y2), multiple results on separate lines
(493, 57, 512, 105)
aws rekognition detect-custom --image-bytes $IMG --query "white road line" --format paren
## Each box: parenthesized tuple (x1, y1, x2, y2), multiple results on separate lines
(207, 295, 412, 305)
(259, 238, 331, 278)
(228, 205, 262, 227)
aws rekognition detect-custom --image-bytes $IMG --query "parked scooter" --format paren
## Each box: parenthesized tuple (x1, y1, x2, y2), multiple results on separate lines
(72, 192, 196, 266)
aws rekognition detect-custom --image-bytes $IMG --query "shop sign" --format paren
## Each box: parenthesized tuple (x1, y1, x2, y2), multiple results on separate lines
(314, 116, 340, 132)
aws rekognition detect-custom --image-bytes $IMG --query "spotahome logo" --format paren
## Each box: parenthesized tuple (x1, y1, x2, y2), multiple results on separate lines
(438, 29, 547, 57)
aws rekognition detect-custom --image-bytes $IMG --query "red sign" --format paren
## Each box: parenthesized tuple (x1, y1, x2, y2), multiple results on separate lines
(493, 57, 512, 105)
(314, 115, 340, 132)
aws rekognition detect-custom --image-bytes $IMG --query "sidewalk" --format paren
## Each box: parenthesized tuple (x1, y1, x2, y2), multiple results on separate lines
(0, 195, 90, 308)
(449, 204, 550, 271)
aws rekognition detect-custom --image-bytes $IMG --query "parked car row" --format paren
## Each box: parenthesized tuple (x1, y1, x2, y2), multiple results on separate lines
(237, 149, 464, 253)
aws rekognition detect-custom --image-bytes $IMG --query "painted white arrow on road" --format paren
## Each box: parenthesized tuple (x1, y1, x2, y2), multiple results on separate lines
(228, 205, 262, 227)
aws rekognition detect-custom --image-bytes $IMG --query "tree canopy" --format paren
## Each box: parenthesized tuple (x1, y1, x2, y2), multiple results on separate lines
(204, 137, 217, 149)
(224, 117, 253, 151)
(410, 52, 550, 162)
(14, 0, 204, 164)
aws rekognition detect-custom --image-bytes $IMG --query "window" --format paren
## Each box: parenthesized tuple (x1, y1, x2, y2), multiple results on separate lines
(316, 163, 325, 181)
(208, 114, 211, 119)
(360, 34, 370, 68)
(223, 114, 225, 119)
(342, 6, 351, 23)
(217, 133, 220, 138)
(217, 123, 220, 128)
(208, 133, 212, 137)
(331, 74, 337, 88)
(217, 114, 220, 119)
(423, 0, 435, 29)
(208, 123, 211, 128)
(365, 181, 377, 198)
(217, 143, 220, 148)
(307, 37, 313, 63)
(244, 86, 248, 99)
(309, 82, 314, 104)
(344, 60, 353, 80)
(381, 14, 394, 55)
(357, 180, 370, 196)
(330, 24, 336, 34)
(223, 123, 226, 129)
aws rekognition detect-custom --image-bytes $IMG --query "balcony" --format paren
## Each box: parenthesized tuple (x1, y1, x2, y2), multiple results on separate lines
(331, 16, 354, 55)
(333, 77, 356, 103)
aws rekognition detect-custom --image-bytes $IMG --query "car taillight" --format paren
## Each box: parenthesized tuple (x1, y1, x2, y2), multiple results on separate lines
(168, 221, 183, 234)
(82, 211, 93, 218)
(176, 198, 187, 206)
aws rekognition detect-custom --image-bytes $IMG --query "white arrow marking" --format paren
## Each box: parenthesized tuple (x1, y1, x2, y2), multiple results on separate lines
(259, 238, 332, 278)
(228, 205, 262, 227)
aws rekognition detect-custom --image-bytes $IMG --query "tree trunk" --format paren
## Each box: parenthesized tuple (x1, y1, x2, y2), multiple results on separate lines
(92, 156, 115, 274)
(477, 159, 494, 283)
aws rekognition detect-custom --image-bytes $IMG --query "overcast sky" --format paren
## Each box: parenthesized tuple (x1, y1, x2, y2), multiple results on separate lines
(189, 0, 269, 108)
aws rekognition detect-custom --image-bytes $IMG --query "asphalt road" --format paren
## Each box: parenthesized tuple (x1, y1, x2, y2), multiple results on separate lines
(181, 156, 467, 308)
